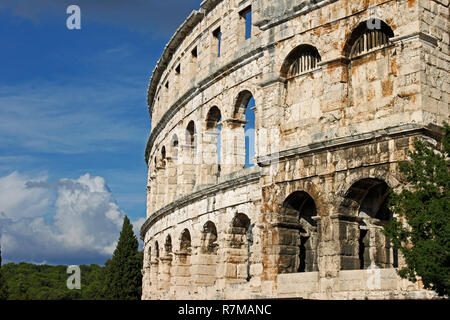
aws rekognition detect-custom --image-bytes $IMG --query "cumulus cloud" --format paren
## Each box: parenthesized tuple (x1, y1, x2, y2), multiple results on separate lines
(0, 0, 200, 37)
(0, 172, 53, 220)
(0, 172, 144, 265)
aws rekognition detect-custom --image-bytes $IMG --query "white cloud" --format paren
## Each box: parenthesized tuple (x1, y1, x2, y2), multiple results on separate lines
(0, 172, 144, 265)
(0, 171, 53, 220)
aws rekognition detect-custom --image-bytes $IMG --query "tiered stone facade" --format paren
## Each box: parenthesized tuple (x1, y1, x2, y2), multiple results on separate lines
(141, 0, 449, 300)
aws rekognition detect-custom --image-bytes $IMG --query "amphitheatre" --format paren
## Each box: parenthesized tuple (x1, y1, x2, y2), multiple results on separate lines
(140, 0, 448, 299)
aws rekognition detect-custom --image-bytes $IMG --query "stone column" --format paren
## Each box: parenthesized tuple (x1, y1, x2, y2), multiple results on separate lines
(170, 251, 192, 298)
(158, 255, 173, 297)
(198, 130, 220, 186)
(165, 157, 178, 203)
(177, 145, 196, 196)
(220, 119, 246, 176)
(149, 260, 159, 299)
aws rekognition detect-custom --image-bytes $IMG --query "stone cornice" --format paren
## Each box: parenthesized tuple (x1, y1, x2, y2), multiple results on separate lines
(257, 123, 444, 166)
(140, 166, 261, 239)
(391, 31, 438, 47)
(254, 0, 338, 30)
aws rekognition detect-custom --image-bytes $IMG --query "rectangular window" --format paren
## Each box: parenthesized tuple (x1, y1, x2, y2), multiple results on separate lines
(213, 27, 222, 57)
(240, 7, 252, 40)
(175, 64, 181, 74)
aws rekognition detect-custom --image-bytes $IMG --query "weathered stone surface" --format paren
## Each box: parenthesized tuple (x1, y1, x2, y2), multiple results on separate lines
(141, 0, 448, 300)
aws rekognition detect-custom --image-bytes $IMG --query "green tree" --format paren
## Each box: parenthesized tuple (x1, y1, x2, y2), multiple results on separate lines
(384, 123, 450, 297)
(102, 216, 142, 300)
(0, 245, 8, 300)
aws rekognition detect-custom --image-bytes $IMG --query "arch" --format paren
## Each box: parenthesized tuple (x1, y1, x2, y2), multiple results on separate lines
(340, 178, 396, 270)
(196, 221, 219, 286)
(154, 241, 160, 259)
(282, 191, 318, 227)
(180, 228, 192, 253)
(160, 146, 167, 168)
(201, 221, 218, 254)
(147, 245, 152, 268)
(233, 90, 254, 120)
(206, 106, 222, 130)
(281, 191, 319, 273)
(281, 44, 321, 78)
(340, 178, 392, 218)
(205, 106, 222, 173)
(164, 234, 172, 254)
(186, 121, 196, 147)
(171, 134, 179, 158)
(344, 19, 394, 58)
(231, 213, 253, 281)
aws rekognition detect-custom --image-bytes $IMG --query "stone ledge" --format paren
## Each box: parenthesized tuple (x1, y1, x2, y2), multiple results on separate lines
(140, 166, 261, 239)
(257, 123, 444, 166)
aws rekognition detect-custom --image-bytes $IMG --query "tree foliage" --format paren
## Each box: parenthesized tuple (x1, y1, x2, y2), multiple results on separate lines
(0, 216, 144, 300)
(102, 215, 142, 300)
(385, 123, 450, 297)
(1, 262, 105, 300)
(0, 247, 8, 300)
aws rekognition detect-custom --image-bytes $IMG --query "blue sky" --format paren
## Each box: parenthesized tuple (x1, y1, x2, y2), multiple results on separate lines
(0, 0, 200, 265)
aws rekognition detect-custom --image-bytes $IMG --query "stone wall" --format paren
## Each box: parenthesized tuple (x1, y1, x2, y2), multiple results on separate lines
(141, 0, 448, 300)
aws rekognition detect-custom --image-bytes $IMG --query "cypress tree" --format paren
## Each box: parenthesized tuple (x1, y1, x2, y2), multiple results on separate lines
(103, 216, 142, 300)
(0, 244, 9, 300)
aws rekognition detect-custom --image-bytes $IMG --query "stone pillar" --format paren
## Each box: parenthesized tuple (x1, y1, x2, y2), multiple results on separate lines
(158, 255, 173, 296)
(170, 251, 192, 298)
(149, 260, 159, 299)
(191, 242, 218, 289)
(216, 226, 250, 289)
(198, 130, 220, 185)
(221, 119, 246, 176)
(166, 157, 178, 203)
(177, 145, 196, 196)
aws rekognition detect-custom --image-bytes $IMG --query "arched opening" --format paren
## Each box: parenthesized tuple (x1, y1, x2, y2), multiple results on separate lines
(195, 221, 219, 286)
(165, 235, 172, 254)
(233, 91, 256, 169)
(340, 178, 396, 270)
(281, 191, 319, 273)
(172, 134, 179, 159)
(231, 213, 253, 281)
(158, 235, 173, 293)
(181, 121, 197, 194)
(345, 20, 396, 117)
(280, 45, 323, 129)
(171, 229, 192, 294)
(281, 45, 321, 78)
(150, 241, 160, 293)
(180, 229, 192, 253)
(159, 146, 166, 170)
(186, 121, 196, 148)
(146, 246, 152, 269)
(204, 106, 222, 180)
(201, 221, 218, 254)
(345, 20, 394, 58)
(155, 241, 160, 259)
